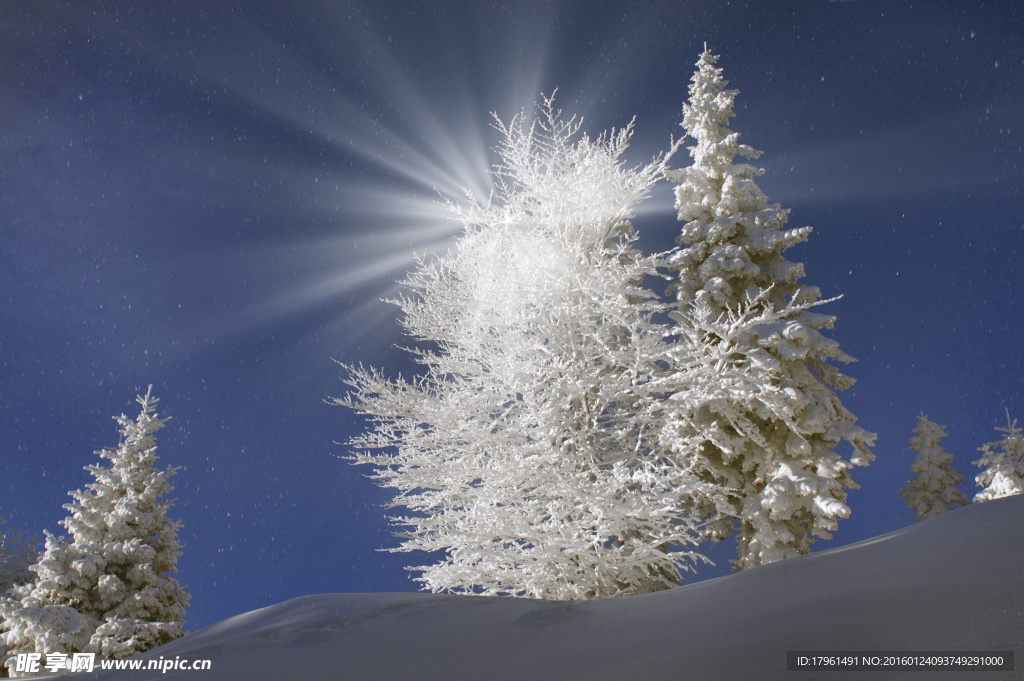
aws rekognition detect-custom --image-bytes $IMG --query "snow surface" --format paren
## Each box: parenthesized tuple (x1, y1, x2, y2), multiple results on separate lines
(87, 496, 1022, 680)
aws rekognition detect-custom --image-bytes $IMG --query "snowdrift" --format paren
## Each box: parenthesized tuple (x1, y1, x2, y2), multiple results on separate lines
(93, 496, 1022, 680)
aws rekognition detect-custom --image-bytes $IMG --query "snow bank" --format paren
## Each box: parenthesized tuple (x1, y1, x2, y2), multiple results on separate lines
(91, 495, 1022, 680)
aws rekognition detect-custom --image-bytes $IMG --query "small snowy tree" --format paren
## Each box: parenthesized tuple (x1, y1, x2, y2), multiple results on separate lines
(0, 513, 39, 596)
(973, 411, 1024, 502)
(897, 414, 968, 521)
(335, 98, 718, 599)
(663, 49, 876, 570)
(1, 388, 188, 673)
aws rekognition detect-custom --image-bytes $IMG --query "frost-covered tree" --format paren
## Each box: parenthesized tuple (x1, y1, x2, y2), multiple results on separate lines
(0, 519, 37, 669)
(335, 98, 720, 599)
(897, 414, 968, 521)
(662, 49, 876, 570)
(973, 411, 1024, 503)
(0, 513, 39, 596)
(1, 388, 188, 673)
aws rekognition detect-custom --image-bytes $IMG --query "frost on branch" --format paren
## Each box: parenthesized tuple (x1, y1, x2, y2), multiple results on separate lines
(334, 97, 714, 599)
(664, 49, 876, 570)
(897, 414, 968, 521)
(973, 411, 1024, 503)
(1, 388, 189, 674)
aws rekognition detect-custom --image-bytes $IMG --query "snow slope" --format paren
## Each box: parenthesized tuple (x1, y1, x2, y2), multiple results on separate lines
(91, 496, 1022, 680)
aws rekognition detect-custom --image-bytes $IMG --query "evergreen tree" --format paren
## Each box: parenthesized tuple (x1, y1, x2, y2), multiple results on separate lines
(1, 388, 188, 673)
(897, 414, 968, 521)
(663, 49, 876, 570)
(973, 410, 1024, 502)
(335, 98, 717, 599)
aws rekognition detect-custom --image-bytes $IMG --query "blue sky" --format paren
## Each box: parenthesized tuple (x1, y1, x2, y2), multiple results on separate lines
(2, 0, 1022, 630)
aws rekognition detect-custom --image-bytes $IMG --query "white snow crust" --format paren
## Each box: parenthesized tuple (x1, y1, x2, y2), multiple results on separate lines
(76, 495, 1023, 680)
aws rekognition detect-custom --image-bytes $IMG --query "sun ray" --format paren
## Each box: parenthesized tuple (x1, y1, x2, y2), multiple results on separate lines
(163, 2, 693, 357)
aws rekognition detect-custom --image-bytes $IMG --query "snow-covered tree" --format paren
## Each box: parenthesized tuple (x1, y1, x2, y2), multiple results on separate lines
(1, 388, 188, 673)
(897, 414, 968, 521)
(973, 411, 1024, 503)
(662, 49, 876, 570)
(335, 97, 720, 599)
(0, 513, 39, 596)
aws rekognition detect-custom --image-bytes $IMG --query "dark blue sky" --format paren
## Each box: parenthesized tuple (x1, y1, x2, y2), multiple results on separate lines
(2, 0, 1022, 631)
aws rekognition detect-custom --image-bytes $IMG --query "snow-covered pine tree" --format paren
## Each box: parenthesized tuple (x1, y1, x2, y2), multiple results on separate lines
(662, 48, 876, 570)
(0, 517, 38, 670)
(973, 410, 1024, 502)
(0, 388, 188, 673)
(897, 414, 968, 521)
(0, 513, 39, 596)
(335, 97, 715, 599)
